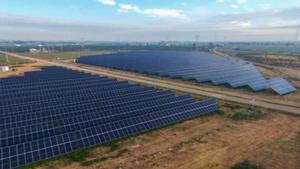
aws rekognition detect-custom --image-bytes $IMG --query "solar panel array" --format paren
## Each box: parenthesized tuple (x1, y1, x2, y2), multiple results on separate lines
(76, 51, 297, 95)
(0, 67, 220, 169)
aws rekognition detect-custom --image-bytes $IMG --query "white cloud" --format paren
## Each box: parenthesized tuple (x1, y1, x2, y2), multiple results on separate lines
(236, 0, 247, 5)
(230, 4, 239, 9)
(118, 3, 141, 13)
(259, 3, 271, 9)
(217, 0, 224, 3)
(144, 8, 187, 19)
(97, 0, 189, 20)
(97, 0, 116, 6)
(228, 0, 248, 9)
(1, 7, 299, 42)
(118, 3, 188, 20)
(230, 20, 252, 28)
(2, 1, 299, 41)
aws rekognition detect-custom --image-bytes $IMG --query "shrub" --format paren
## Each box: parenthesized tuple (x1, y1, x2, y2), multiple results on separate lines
(66, 149, 92, 162)
(231, 107, 267, 121)
(231, 160, 265, 169)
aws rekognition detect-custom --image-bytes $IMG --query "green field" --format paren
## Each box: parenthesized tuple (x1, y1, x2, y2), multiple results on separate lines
(0, 53, 30, 66)
(217, 43, 300, 57)
(22, 50, 113, 60)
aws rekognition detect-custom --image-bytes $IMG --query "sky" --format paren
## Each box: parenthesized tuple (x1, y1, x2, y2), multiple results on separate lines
(0, 0, 300, 41)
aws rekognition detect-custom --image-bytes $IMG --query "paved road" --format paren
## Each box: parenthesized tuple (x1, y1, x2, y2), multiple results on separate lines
(2, 51, 299, 115)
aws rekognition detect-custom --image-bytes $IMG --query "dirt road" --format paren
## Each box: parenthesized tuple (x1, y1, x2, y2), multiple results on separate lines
(1, 51, 299, 115)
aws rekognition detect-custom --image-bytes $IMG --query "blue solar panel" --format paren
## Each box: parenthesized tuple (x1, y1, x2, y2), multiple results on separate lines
(76, 51, 297, 95)
(268, 77, 297, 95)
(0, 67, 220, 169)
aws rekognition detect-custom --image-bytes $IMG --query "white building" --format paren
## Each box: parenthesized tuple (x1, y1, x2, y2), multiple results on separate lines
(29, 48, 49, 53)
(0, 66, 9, 72)
(29, 48, 39, 53)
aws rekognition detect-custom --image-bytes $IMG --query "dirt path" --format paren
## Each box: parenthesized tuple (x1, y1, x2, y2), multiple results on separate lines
(1, 51, 299, 115)
(0, 63, 38, 78)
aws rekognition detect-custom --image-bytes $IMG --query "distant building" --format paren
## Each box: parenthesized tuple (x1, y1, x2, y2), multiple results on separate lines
(29, 48, 39, 53)
(29, 48, 49, 53)
(41, 47, 49, 53)
(0, 66, 9, 72)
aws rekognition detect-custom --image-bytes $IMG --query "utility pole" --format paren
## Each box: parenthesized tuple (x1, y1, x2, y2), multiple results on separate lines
(80, 38, 85, 49)
(195, 34, 199, 51)
(214, 32, 217, 43)
(195, 34, 200, 42)
(296, 27, 299, 43)
(223, 36, 227, 46)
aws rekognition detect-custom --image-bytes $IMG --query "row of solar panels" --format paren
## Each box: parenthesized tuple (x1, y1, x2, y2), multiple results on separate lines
(76, 51, 297, 95)
(0, 67, 220, 169)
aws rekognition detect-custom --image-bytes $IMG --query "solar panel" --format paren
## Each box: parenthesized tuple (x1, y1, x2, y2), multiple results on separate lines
(0, 67, 220, 169)
(76, 51, 297, 95)
(269, 77, 297, 95)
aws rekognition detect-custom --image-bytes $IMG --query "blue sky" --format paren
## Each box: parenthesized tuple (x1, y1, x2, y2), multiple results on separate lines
(0, 0, 300, 41)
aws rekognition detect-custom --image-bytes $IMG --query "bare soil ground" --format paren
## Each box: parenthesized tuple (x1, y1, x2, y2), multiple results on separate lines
(242, 54, 300, 69)
(0, 62, 47, 78)
(34, 104, 300, 169)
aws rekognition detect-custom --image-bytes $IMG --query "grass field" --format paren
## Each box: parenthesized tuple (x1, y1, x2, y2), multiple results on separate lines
(0, 53, 30, 66)
(22, 50, 113, 60)
(217, 43, 300, 56)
